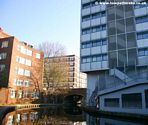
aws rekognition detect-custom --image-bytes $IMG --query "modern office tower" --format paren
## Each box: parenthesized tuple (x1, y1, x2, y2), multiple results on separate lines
(43, 55, 87, 90)
(0, 28, 44, 104)
(80, 0, 148, 114)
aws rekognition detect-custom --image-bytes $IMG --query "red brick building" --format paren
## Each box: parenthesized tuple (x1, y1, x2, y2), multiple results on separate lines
(0, 28, 44, 104)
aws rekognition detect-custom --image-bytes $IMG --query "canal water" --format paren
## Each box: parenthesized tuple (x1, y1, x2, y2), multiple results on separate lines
(2, 106, 147, 125)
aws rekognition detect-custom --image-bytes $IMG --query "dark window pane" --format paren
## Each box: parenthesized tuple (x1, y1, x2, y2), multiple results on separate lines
(117, 34, 126, 49)
(107, 7, 115, 21)
(128, 49, 137, 66)
(109, 51, 117, 68)
(108, 35, 116, 50)
(122, 93, 142, 109)
(104, 98, 120, 107)
(145, 90, 148, 108)
(118, 50, 127, 67)
(116, 5, 124, 19)
(126, 18, 135, 32)
(116, 19, 125, 34)
(126, 33, 136, 48)
(108, 21, 116, 36)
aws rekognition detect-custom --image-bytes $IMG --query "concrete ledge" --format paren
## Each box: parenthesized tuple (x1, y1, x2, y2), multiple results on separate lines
(81, 106, 148, 121)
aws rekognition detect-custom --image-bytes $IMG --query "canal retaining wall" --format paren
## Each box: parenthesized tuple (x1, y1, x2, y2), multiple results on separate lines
(81, 106, 148, 121)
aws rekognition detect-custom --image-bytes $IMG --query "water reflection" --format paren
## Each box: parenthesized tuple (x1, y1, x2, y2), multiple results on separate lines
(86, 114, 147, 125)
(2, 106, 147, 125)
(2, 106, 86, 125)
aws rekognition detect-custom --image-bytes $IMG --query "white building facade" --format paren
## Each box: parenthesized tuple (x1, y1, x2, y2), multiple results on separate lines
(80, 0, 148, 115)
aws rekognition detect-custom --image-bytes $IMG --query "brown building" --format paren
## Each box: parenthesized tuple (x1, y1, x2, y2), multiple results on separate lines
(0, 28, 44, 104)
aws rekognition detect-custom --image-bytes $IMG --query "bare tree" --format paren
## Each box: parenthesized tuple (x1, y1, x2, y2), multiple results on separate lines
(38, 41, 66, 57)
(38, 41, 70, 98)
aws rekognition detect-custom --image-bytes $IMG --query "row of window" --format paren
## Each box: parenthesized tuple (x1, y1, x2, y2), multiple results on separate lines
(15, 67, 31, 77)
(138, 48, 148, 56)
(104, 93, 144, 109)
(17, 45, 33, 56)
(82, 2, 146, 13)
(17, 45, 41, 59)
(0, 53, 7, 60)
(16, 56, 32, 66)
(10, 89, 28, 99)
(137, 31, 148, 40)
(136, 15, 148, 24)
(82, 24, 106, 35)
(10, 89, 39, 99)
(82, 0, 105, 9)
(82, 54, 108, 63)
(0, 64, 5, 72)
(134, 4, 147, 9)
(13, 79, 30, 87)
(82, 11, 106, 22)
(81, 39, 107, 49)
(1, 41, 9, 48)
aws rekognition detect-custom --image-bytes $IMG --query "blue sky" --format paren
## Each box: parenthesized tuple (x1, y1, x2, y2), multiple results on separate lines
(0, 0, 81, 55)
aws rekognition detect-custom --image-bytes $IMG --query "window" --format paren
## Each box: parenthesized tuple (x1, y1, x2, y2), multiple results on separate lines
(69, 57, 74, 61)
(145, 90, 148, 108)
(36, 53, 40, 59)
(23, 91, 28, 98)
(122, 93, 142, 109)
(15, 67, 31, 76)
(1, 41, 8, 48)
(104, 98, 120, 107)
(92, 40, 101, 47)
(136, 16, 148, 24)
(70, 72, 74, 77)
(82, 28, 91, 35)
(134, 4, 146, 9)
(17, 45, 21, 51)
(102, 39, 107, 45)
(20, 80, 24, 86)
(69, 62, 74, 66)
(16, 56, 32, 66)
(20, 46, 26, 54)
(18, 68, 24, 75)
(10, 89, 16, 98)
(0, 64, 5, 71)
(82, 57, 91, 63)
(82, 15, 91, 22)
(81, 42, 91, 49)
(25, 59, 32, 66)
(0, 53, 7, 60)
(20, 57, 25, 64)
(31, 92, 39, 99)
(92, 56, 97, 62)
(137, 31, 148, 40)
(17, 45, 32, 56)
(138, 48, 148, 56)
(16, 56, 20, 62)
(96, 55, 102, 61)
(13, 79, 17, 86)
(82, 3, 90, 9)
(102, 54, 108, 61)
(18, 90, 22, 98)
(24, 81, 30, 87)
(92, 39, 107, 47)
(92, 13, 100, 19)
(24, 70, 31, 77)
(27, 49, 32, 56)
(17, 80, 22, 86)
